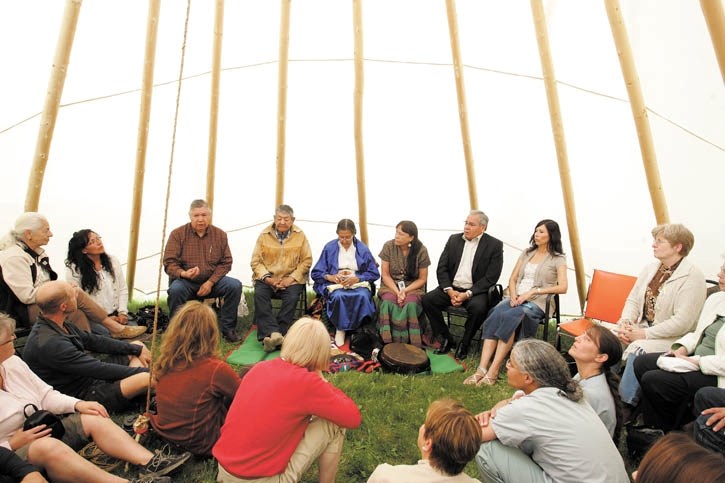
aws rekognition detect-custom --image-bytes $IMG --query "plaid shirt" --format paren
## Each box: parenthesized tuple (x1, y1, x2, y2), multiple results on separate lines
(163, 223, 233, 284)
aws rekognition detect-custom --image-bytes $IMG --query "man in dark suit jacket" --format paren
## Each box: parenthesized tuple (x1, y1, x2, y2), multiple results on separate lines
(421, 210, 503, 359)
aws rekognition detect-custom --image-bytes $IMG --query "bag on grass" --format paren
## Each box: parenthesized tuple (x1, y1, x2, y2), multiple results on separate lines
(349, 325, 383, 361)
(626, 425, 664, 461)
(133, 305, 169, 333)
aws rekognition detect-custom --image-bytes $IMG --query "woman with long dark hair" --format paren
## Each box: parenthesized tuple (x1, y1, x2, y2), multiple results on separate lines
(377, 221, 431, 347)
(569, 324, 624, 440)
(0, 214, 142, 338)
(65, 229, 129, 324)
(464, 219, 567, 386)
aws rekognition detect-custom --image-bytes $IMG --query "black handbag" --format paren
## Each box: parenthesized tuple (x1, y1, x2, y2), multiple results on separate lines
(23, 403, 65, 439)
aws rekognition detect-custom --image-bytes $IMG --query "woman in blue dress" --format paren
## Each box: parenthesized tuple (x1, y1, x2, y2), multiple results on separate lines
(311, 219, 380, 346)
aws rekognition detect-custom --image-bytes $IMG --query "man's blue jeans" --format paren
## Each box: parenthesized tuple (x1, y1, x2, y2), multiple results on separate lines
(167, 276, 242, 331)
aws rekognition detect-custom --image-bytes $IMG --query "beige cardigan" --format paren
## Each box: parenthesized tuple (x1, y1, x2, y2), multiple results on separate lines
(621, 257, 706, 357)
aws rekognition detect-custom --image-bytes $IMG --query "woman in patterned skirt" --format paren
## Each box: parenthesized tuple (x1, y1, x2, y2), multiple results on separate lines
(377, 221, 430, 347)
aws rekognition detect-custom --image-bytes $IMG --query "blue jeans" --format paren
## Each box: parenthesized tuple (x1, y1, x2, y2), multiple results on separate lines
(167, 276, 243, 331)
(693, 386, 725, 452)
(620, 346, 646, 406)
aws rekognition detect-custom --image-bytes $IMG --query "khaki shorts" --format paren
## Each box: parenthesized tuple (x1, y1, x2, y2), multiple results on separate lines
(217, 417, 346, 483)
(15, 413, 89, 460)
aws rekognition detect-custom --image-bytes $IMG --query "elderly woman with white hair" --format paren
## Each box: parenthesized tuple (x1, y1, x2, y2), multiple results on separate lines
(214, 317, 362, 483)
(0, 312, 191, 482)
(0, 213, 144, 339)
(475, 339, 628, 483)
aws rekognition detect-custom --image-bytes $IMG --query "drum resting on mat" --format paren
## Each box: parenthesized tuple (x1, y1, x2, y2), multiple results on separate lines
(379, 342, 430, 374)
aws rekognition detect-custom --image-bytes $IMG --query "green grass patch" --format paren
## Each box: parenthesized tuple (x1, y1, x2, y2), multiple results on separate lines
(121, 294, 629, 482)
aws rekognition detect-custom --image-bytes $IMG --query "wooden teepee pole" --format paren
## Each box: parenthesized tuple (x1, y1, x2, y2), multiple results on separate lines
(700, 0, 725, 82)
(25, 0, 82, 212)
(207, 0, 225, 210)
(127, 0, 161, 297)
(530, 0, 586, 310)
(353, 0, 369, 245)
(605, 0, 669, 224)
(275, 0, 291, 207)
(445, 0, 478, 210)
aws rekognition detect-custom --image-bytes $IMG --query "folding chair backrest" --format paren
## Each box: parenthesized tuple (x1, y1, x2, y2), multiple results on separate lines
(583, 269, 637, 323)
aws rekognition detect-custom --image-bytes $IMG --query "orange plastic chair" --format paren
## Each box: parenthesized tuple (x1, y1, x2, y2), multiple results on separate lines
(556, 269, 637, 350)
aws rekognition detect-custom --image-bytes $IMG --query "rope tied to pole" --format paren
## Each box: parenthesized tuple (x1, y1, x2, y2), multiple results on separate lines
(139, 0, 193, 424)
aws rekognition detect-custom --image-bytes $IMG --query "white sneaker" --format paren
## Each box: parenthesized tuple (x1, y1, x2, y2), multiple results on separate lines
(335, 330, 346, 347)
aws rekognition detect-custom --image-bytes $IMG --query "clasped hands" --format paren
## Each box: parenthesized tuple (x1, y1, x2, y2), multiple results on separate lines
(327, 271, 359, 288)
(617, 319, 646, 344)
(448, 289, 470, 307)
(509, 290, 534, 307)
(180, 266, 214, 297)
(266, 275, 295, 291)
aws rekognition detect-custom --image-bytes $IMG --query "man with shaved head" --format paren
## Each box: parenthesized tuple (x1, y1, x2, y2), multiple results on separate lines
(23, 281, 152, 411)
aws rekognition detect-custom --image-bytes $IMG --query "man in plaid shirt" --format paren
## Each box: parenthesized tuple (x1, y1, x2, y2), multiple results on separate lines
(163, 200, 243, 342)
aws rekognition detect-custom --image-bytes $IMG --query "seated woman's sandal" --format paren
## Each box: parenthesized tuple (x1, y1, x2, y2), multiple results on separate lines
(463, 366, 498, 387)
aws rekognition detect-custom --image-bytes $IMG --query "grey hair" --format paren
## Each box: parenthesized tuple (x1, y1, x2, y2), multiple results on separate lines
(0, 312, 16, 339)
(275, 204, 294, 217)
(0, 212, 48, 251)
(511, 339, 582, 402)
(469, 210, 489, 227)
(189, 199, 210, 212)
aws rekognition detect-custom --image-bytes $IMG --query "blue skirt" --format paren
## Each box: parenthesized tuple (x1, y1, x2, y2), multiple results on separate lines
(481, 299, 545, 341)
(325, 286, 377, 331)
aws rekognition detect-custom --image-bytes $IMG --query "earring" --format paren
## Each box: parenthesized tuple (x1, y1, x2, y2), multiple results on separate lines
(408, 242, 412, 248)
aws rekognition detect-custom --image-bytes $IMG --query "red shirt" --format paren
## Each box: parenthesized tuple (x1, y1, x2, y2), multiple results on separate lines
(213, 358, 361, 478)
(150, 358, 240, 456)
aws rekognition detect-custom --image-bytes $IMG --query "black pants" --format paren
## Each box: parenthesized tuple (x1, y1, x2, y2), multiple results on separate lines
(253, 281, 304, 339)
(421, 287, 489, 346)
(634, 352, 717, 431)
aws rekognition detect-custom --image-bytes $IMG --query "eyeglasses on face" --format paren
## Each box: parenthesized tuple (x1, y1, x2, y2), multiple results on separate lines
(0, 334, 17, 346)
(86, 236, 102, 246)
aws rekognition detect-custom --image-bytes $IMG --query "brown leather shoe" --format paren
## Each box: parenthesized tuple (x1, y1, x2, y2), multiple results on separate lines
(111, 325, 147, 340)
(222, 329, 240, 343)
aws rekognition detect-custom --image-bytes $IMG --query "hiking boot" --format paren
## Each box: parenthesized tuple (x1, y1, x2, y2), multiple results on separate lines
(112, 325, 147, 340)
(130, 476, 171, 483)
(138, 446, 191, 477)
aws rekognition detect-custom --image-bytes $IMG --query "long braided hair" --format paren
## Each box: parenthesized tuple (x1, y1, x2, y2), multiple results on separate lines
(586, 325, 624, 442)
(512, 339, 582, 402)
(397, 220, 422, 281)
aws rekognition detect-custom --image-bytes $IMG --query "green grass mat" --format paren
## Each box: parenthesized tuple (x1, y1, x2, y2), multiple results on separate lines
(427, 349, 464, 374)
(226, 329, 280, 365)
